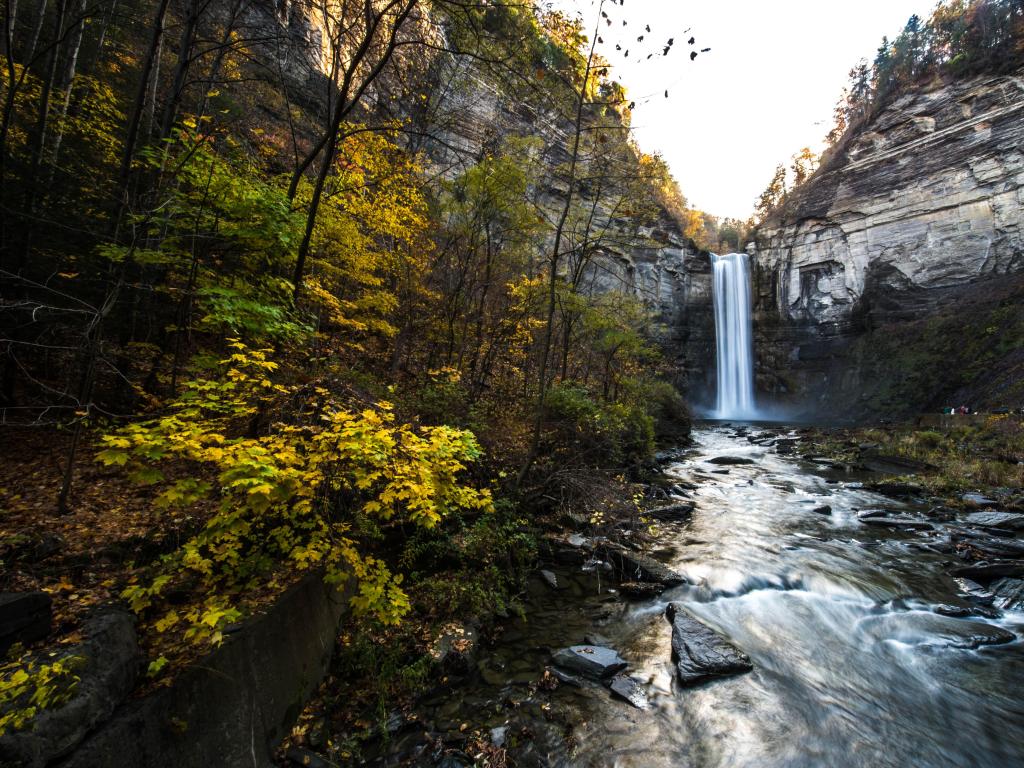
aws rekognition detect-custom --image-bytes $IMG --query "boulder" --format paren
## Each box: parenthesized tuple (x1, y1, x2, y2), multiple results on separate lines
(709, 456, 755, 466)
(551, 646, 627, 679)
(812, 505, 833, 515)
(664, 603, 752, 686)
(607, 674, 648, 709)
(0, 592, 52, 653)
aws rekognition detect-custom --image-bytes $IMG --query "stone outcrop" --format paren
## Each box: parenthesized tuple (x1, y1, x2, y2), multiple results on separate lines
(751, 70, 1024, 417)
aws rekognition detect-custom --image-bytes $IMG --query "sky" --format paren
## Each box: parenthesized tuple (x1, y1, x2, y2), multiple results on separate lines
(546, 0, 934, 220)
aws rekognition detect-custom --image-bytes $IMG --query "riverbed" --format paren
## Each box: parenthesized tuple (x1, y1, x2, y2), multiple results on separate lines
(396, 425, 1024, 767)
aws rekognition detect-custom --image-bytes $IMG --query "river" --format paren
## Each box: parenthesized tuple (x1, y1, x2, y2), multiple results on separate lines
(397, 425, 1024, 767)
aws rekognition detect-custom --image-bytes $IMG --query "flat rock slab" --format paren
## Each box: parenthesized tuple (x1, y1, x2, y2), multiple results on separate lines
(618, 582, 667, 598)
(861, 453, 937, 474)
(992, 578, 1024, 611)
(709, 456, 755, 465)
(601, 546, 686, 587)
(860, 516, 933, 530)
(646, 502, 696, 521)
(952, 561, 1024, 582)
(665, 603, 752, 686)
(867, 482, 924, 498)
(551, 646, 627, 679)
(933, 603, 1000, 620)
(963, 493, 1000, 508)
(965, 511, 1024, 531)
(608, 674, 649, 709)
(907, 614, 1016, 650)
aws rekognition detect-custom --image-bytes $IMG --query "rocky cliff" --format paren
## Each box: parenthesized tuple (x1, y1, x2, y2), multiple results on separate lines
(414, 51, 717, 398)
(751, 70, 1024, 418)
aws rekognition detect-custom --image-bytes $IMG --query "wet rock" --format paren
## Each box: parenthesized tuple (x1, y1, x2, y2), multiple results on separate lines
(916, 615, 1016, 650)
(551, 645, 627, 679)
(813, 505, 833, 515)
(933, 604, 999, 620)
(0, 608, 139, 767)
(646, 501, 696, 521)
(618, 582, 667, 598)
(964, 511, 1024, 532)
(540, 570, 559, 590)
(0, 592, 52, 653)
(952, 561, 1024, 582)
(665, 603, 752, 686)
(711, 469, 730, 475)
(548, 666, 583, 688)
(608, 674, 649, 709)
(951, 531, 1024, 559)
(962, 492, 1000, 509)
(600, 545, 686, 587)
(955, 577, 995, 605)
(859, 515, 933, 530)
(991, 578, 1024, 611)
(866, 482, 924, 498)
(709, 456, 755, 465)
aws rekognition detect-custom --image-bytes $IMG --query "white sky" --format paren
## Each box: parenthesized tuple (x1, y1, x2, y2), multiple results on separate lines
(547, 0, 933, 219)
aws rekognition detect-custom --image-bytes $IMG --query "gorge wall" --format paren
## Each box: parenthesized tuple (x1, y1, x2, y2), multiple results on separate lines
(416, 53, 717, 400)
(750, 69, 1024, 420)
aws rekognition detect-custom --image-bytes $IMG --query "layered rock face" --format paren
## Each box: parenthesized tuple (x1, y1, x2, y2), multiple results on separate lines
(418, 55, 716, 398)
(751, 70, 1024, 418)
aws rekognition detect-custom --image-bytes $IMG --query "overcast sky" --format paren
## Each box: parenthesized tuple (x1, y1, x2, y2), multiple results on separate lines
(546, 0, 933, 219)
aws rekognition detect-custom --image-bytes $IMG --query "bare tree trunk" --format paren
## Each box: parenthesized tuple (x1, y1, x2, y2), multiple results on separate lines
(115, 0, 171, 228)
(46, 0, 87, 178)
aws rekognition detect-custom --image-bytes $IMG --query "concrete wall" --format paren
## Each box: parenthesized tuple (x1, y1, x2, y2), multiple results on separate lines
(57, 574, 349, 768)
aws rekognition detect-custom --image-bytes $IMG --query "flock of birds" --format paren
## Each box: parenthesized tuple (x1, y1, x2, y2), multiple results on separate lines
(587, 0, 710, 107)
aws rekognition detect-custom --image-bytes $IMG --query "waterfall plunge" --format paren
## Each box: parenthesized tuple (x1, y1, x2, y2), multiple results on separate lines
(711, 253, 757, 419)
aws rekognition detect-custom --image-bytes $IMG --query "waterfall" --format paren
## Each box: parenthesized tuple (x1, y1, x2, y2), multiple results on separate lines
(711, 252, 757, 419)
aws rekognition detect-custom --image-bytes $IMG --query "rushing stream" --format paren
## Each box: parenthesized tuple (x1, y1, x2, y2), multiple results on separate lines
(397, 425, 1024, 768)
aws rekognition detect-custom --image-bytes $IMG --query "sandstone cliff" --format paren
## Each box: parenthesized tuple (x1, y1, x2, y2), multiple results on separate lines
(751, 70, 1024, 418)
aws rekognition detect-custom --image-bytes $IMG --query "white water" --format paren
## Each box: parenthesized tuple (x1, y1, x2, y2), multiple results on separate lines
(712, 252, 757, 419)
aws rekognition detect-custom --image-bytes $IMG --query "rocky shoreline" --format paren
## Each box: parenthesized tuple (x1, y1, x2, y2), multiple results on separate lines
(312, 420, 1024, 768)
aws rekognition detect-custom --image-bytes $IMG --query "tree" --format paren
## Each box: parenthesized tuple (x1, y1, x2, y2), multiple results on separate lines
(754, 163, 787, 222)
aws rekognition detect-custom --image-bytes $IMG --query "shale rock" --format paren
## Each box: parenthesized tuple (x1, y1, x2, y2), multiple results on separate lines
(551, 646, 627, 679)
(664, 603, 752, 685)
(600, 545, 686, 587)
